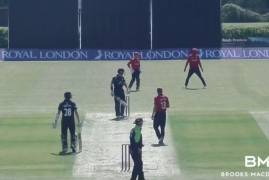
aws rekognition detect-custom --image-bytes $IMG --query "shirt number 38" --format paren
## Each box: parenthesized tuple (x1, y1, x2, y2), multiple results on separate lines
(63, 108, 72, 117)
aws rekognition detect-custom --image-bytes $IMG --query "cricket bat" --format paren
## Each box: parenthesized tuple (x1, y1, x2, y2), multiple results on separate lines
(77, 120, 83, 152)
(115, 96, 128, 107)
(78, 132, 82, 152)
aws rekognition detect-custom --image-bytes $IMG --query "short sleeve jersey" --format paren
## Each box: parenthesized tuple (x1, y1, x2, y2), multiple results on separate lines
(154, 95, 169, 112)
(128, 58, 140, 71)
(112, 75, 126, 93)
(58, 100, 77, 121)
(187, 54, 201, 70)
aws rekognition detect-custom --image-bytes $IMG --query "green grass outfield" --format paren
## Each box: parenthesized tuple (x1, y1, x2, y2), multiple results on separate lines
(0, 60, 269, 180)
(223, 23, 269, 29)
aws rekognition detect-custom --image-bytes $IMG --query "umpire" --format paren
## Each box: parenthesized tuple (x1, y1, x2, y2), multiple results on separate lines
(53, 92, 81, 155)
(110, 68, 128, 119)
(130, 118, 145, 180)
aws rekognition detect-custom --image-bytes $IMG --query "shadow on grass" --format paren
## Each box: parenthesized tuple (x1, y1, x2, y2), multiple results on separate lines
(151, 144, 168, 147)
(50, 152, 81, 156)
(185, 87, 206, 90)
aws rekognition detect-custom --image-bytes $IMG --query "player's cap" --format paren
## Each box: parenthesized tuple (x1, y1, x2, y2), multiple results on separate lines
(133, 118, 143, 125)
(134, 52, 140, 55)
(191, 48, 199, 53)
(157, 88, 163, 94)
(133, 52, 141, 59)
(64, 92, 72, 99)
(117, 68, 125, 74)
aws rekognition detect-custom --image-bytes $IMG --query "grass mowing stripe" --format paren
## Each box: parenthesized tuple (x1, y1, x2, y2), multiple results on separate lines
(0, 61, 269, 179)
(0, 115, 74, 178)
(169, 111, 269, 180)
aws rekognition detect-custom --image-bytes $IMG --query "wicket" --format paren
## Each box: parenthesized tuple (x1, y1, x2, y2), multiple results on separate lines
(125, 95, 130, 117)
(121, 144, 131, 172)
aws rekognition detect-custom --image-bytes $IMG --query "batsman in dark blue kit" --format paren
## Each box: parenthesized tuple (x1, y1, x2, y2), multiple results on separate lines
(53, 92, 81, 155)
(130, 118, 145, 180)
(110, 68, 128, 119)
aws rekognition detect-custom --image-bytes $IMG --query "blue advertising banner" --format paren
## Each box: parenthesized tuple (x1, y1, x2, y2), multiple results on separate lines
(0, 48, 269, 61)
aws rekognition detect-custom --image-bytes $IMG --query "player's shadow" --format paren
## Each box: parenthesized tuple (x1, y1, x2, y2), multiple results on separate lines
(50, 152, 74, 156)
(185, 87, 205, 90)
(151, 144, 168, 147)
(50, 151, 81, 156)
(110, 117, 129, 121)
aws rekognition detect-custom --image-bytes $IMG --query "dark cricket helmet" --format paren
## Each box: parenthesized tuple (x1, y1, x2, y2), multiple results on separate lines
(133, 118, 143, 125)
(117, 68, 125, 74)
(64, 92, 72, 99)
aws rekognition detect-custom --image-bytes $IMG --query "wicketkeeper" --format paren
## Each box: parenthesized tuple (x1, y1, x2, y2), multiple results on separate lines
(111, 68, 128, 119)
(53, 92, 81, 155)
(130, 118, 145, 180)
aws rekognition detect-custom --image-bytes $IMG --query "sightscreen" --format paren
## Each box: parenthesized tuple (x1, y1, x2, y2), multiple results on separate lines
(153, 0, 221, 48)
(9, 0, 78, 48)
(82, 0, 150, 49)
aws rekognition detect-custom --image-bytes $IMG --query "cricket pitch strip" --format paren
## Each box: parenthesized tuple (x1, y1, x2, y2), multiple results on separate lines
(250, 111, 269, 140)
(73, 112, 180, 180)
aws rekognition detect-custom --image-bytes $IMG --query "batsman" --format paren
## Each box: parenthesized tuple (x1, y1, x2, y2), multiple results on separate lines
(110, 68, 129, 119)
(53, 92, 82, 155)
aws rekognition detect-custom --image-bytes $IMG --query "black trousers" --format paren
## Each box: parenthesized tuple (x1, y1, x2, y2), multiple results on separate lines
(129, 70, 140, 90)
(153, 111, 166, 140)
(61, 119, 76, 151)
(114, 91, 125, 117)
(130, 150, 145, 180)
(185, 69, 206, 87)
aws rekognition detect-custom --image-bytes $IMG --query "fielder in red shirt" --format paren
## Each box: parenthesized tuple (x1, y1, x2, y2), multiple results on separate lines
(151, 88, 170, 145)
(184, 48, 207, 88)
(127, 52, 141, 91)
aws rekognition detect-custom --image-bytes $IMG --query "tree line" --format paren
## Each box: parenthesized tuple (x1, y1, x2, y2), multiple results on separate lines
(222, 0, 269, 14)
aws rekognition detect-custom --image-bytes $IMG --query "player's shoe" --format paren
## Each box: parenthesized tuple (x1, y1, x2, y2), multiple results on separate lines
(158, 137, 165, 146)
(121, 115, 129, 120)
(59, 150, 68, 155)
(116, 116, 123, 120)
(71, 146, 76, 153)
(203, 85, 207, 89)
(128, 86, 132, 91)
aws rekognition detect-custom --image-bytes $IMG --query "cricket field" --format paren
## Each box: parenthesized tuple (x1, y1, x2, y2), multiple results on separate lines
(0, 60, 269, 180)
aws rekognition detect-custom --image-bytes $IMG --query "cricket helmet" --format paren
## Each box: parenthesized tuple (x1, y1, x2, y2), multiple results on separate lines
(134, 52, 140, 57)
(191, 48, 199, 54)
(133, 118, 143, 125)
(117, 68, 125, 74)
(64, 92, 72, 99)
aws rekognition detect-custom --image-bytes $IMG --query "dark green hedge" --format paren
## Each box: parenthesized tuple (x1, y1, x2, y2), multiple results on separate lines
(222, 3, 269, 22)
(222, 0, 269, 14)
(0, 27, 8, 47)
(222, 23, 269, 39)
